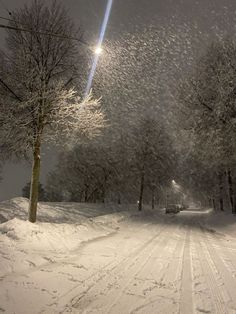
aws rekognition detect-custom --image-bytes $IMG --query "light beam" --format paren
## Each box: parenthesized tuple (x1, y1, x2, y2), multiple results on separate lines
(85, 0, 113, 96)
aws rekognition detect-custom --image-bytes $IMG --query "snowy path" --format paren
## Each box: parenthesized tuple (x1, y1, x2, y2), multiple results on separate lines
(0, 210, 236, 314)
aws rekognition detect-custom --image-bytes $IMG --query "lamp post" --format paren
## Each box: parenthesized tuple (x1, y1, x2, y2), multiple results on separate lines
(172, 179, 184, 205)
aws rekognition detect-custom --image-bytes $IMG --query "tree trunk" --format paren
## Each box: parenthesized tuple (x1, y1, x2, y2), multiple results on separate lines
(208, 198, 212, 207)
(227, 169, 234, 213)
(102, 188, 105, 203)
(151, 190, 155, 210)
(218, 172, 224, 211)
(212, 197, 216, 211)
(28, 138, 41, 223)
(219, 197, 224, 211)
(84, 184, 89, 202)
(166, 192, 169, 208)
(117, 193, 121, 205)
(138, 173, 144, 211)
(102, 174, 107, 203)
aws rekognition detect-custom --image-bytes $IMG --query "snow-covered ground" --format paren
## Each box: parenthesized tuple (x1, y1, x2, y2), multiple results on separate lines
(0, 199, 236, 313)
(0, 198, 135, 276)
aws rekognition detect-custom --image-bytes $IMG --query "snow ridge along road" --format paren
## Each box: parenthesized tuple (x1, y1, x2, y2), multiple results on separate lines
(0, 205, 236, 314)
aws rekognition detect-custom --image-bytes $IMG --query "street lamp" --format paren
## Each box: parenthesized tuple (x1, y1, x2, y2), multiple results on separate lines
(172, 179, 186, 206)
(172, 179, 181, 191)
(94, 46, 103, 55)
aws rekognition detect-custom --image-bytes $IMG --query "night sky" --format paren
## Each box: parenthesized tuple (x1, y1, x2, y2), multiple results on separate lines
(0, 0, 236, 200)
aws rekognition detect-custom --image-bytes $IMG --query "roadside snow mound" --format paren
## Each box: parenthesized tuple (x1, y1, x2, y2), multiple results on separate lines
(203, 211, 236, 238)
(0, 217, 104, 248)
(0, 218, 30, 240)
(0, 217, 114, 276)
(0, 199, 137, 275)
(0, 197, 29, 221)
(0, 197, 137, 223)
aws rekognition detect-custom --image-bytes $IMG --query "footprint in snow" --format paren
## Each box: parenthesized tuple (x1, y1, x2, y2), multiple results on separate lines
(40, 269, 53, 273)
(26, 260, 36, 267)
(196, 308, 211, 313)
(72, 264, 88, 270)
(43, 257, 55, 263)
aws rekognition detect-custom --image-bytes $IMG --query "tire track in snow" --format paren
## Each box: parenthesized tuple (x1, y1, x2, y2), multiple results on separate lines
(58, 221, 176, 313)
(199, 226, 236, 312)
(103, 225, 179, 314)
(179, 226, 193, 314)
(1, 218, 155, 314)
(193, 227, 230, 314)
(127, 222, 188, 314)
(203, 232, 236, 280)
(49, 220, 168, 312)
(71, 222, 185, 314)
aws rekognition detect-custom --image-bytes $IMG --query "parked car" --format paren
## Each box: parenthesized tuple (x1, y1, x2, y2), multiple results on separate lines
(165, 204, 180, 214)
(176, 204, 187, 211)
(176, 204, 182, 211)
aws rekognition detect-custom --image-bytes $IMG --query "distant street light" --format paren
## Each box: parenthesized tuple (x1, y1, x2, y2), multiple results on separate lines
(172, 179, 181, 191)
(172, 179, 186, 205)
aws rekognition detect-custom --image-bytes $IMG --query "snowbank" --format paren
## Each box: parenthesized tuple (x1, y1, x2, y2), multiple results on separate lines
(202, 210, 236, 238)
(0, 198, 136, 276)
(0, 197, 29, 222)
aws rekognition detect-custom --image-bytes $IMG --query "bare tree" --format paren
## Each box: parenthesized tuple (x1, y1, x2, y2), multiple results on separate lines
(178, 37, 236, 213)
(131, 117, 175, 211)
(0, 0, 105, 222)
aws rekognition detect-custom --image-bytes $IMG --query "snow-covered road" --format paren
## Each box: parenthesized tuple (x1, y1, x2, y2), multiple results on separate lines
(0, 210, 236, 314)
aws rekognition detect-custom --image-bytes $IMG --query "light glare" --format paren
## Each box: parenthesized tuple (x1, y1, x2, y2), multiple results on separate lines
(85, 0, 113, 96)
(95, 47, 102, 55)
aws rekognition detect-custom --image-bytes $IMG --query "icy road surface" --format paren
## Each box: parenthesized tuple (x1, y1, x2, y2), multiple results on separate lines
(1, 209, 236, 314)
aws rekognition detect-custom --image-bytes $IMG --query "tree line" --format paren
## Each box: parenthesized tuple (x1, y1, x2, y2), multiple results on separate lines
(44, 116, 175, 211)
(177, 38, 236, 213)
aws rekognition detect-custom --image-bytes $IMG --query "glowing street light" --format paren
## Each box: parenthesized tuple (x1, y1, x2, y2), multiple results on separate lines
(171, 179, 187, 206)
(94, 46, 103, 55)
(85, 0, 113, 96)
(172, 179, 181, 191)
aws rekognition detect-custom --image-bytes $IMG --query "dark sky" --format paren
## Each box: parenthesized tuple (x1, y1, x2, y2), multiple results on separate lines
(0, 0, 236, 201)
